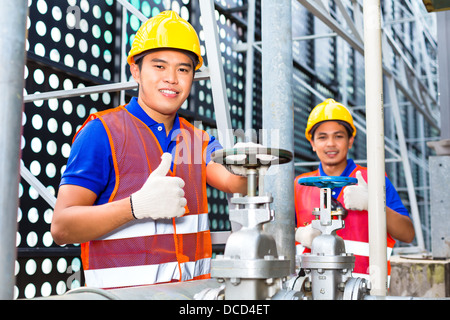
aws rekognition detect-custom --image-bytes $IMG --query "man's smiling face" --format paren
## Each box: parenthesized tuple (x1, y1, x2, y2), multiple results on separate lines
(310, 120, 354, 171)
(130, 49, 194, 123)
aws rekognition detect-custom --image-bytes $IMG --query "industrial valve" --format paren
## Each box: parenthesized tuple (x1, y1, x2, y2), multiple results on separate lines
(209, 144, 293, 300)
(296, 176, 371, 300)
(200, 146, 372, 301)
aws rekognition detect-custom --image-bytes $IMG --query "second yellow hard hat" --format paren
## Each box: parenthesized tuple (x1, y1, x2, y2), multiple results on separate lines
(305, 98, 356, 141)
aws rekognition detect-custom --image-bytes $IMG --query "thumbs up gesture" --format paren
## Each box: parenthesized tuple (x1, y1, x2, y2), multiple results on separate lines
(343, 171, 368, 211)
(130, 153, 187, 220)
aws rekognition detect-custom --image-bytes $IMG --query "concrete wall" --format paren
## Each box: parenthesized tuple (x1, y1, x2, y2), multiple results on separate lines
(389, 255, 450, 298)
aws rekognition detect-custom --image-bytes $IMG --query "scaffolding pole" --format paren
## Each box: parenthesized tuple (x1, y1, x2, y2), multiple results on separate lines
(199, 0, 234, 148)
(363, 0, 388, 296)
(261, 0, 296, 273)
(387, 76, 425, 251)
(0, 0, 28, 300)
(244, 0, 256, 139)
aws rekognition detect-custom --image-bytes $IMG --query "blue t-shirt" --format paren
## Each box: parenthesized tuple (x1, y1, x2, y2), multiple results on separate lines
(60, 97, 223, 205)
(318, 159, 409, 217)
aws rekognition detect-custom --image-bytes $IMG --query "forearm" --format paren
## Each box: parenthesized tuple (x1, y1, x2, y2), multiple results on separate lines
(206, 161, 247, 194)
(386, 207, 415, 243)
(224, 173, 247, 194)
(51, 187, 134, 245)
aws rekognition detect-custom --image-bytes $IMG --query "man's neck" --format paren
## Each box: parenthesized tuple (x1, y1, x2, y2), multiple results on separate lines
(321, 161, 348, 176)
(138, 97, 176, 135)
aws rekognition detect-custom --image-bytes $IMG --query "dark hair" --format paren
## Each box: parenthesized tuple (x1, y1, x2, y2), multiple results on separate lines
(136, 56, 144, 71)
(310, 120, 354, 140)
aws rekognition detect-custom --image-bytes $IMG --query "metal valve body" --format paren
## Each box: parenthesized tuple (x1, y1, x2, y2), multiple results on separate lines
(298, 177, 370, 300)
(210, 145, 293, 300)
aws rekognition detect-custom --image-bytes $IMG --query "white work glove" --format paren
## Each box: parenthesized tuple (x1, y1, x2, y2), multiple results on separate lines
(295, 224, 321, 249)
(130, 153, 187, 220)
(225, 142, 273, 176)
(343, 171, 368, 211)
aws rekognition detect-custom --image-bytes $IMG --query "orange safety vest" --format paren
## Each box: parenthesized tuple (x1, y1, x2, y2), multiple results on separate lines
(77, 106, 212, 289)
(294, 166, 395, 281)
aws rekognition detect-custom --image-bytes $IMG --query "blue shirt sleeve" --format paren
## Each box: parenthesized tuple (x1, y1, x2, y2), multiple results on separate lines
(385, 176, 410, 217)
(205, 135, 223, 165)
(60, 119, 115, 204)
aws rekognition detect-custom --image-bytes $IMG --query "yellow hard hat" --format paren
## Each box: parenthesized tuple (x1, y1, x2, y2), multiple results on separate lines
(127, 10, 203, 70)
(305, 98, 356, 141)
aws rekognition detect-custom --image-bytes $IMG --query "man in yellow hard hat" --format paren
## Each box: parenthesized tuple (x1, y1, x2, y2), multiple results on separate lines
(51, 11, 247, 289)
(294, 98, 415, 281)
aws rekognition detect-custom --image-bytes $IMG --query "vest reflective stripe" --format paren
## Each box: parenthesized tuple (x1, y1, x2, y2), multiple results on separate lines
(345, 239, 392, 286)
(344, 240, 393, 260)
(352, 273, 370, 281)
(295, 242, 393, 285)
(78, 106, 211, 288)
(96, 213, 210, 241)
(296, 244, 306, 256)
(87, 230, 212, 269)
(351, 273, 391, 287)
(84, 258, 211, 289)
(344, 240, 393, 275)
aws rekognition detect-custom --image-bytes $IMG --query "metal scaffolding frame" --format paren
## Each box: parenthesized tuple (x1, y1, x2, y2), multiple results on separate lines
(0, 0, 28, 301)
(2, 0, 441, 299)
(290, 0, 437, 253)
(235, 0, 436, 254)
(236, 0, 437, 251)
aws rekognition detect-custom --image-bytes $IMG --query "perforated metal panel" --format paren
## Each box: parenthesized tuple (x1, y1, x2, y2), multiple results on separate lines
(18, 0, 119, 299)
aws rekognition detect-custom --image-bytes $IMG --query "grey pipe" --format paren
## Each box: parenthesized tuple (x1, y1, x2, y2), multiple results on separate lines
(35, 279, 221, 300)
(0, 0, 28, 300)
(32, 278, 450, 300)
(261, 0, 296, 273)
(362, 0, 388, 296)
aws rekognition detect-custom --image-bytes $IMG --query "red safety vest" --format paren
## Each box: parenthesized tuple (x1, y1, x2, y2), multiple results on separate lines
(294, 166, 395, 280)
(77, 106, 212, 289)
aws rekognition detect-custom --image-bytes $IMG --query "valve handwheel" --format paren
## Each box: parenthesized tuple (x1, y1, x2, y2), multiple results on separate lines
(212, 146, 293, 168)
(297, 176, 357, 189)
